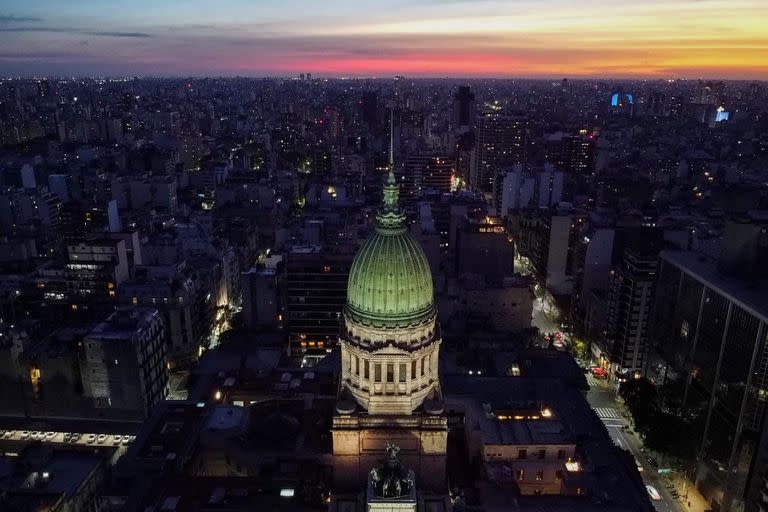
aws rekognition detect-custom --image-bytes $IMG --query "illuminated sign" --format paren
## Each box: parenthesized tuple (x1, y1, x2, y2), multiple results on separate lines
(477, 226, 505, 233)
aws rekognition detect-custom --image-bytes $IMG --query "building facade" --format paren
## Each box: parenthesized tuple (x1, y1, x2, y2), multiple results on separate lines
(81, 307, 168, 419)
(651, 251, 768, 512)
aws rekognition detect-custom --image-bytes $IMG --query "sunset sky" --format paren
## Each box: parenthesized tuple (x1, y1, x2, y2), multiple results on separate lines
(1, 0, 767, 78)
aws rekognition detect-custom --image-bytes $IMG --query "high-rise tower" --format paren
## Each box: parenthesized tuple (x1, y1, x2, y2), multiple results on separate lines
(332, 114, 447, 493)
(471, 112, 527, 194)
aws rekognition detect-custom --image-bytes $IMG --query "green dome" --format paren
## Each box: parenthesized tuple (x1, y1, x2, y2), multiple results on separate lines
(346, 168, 435, 328)
(346, 227, 435, 328)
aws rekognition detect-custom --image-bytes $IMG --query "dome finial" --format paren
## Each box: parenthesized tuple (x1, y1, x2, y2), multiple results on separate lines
(379, 107, 402, 226)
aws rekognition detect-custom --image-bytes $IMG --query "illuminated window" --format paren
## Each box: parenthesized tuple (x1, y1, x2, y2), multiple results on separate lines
(132, 297, 138, 305)
(30, 367, 42, 399)
(515, 469, 524, 480)
(536, 470, 544, 481)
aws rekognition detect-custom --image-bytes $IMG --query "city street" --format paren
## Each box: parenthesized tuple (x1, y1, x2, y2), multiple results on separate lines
(531, 295, 568, 349)
(586, 376, 704, 512)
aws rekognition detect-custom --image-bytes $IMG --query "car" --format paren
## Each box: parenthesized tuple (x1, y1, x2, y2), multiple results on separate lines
(2, 431, 13, 438)
(44, 432, 56, 441)
(122, 435, 135, 446)
(86, 434, 97, 444)
(63, 433, 72, 442)
(70, 433, 81, 443)
(20, 431, 30, 439)
(646, 456, 659, 469)
(646, 485, 662, 501)
(634, 458, 644, 472)
(112, 435, 123, 445)
(96, 434, 108, 444)
(31, 431, 43, 440)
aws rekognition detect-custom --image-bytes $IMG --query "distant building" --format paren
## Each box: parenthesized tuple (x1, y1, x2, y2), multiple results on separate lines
(497, 166, 535, 216)
(460, 274, 534, 333)
(453, 85, 476, 131)
(120, 263, 206, 369)
(516, 210, 581, 297)
(400, 154, 454, 197)
(456, 215, 514, 281)
(241, 267, 281, 330)
(471, 112, 527, 194)
(67, 237, 130, 296)
(544, 131, 594, 175)
(285, 246, 354, 363)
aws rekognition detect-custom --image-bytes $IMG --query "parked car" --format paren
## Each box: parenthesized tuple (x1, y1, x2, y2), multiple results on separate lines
(96, 434, 108, 444)
(646, 485, 662, 501)
(86, 434, 97, 444)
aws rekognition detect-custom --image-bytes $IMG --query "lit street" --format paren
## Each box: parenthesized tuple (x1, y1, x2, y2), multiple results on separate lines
(586, 375, 701, 512)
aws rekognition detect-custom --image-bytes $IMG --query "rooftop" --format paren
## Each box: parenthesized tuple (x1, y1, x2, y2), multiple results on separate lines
(88, 307, 160, 341)
(661, 250, 768, 321)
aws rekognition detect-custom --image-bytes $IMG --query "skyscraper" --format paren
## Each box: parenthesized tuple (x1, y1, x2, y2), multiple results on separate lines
(601, 247, 657, 376)
(471, 112, 527, 194)
(453, 85, 475, 131)
(544, 131, 594, 175)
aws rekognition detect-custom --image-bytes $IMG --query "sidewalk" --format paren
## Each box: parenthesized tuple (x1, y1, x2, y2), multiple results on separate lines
(666, 473, 710, 512)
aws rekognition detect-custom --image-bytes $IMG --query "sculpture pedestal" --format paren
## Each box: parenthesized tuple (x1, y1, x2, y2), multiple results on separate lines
(333, 412, 447, 493)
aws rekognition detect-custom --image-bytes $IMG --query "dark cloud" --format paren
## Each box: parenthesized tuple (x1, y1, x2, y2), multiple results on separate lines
(0, 15, 43, 23)
(0, 27, 152, 37)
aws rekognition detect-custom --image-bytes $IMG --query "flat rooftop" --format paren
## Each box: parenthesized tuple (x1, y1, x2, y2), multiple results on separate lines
(661, 250, 768, 321)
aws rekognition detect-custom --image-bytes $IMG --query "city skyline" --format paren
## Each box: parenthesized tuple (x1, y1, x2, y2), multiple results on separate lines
(1, 0, 768, 79)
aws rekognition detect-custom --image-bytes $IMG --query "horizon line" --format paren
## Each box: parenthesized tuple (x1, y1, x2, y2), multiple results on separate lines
(1, 74, 766, 82)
